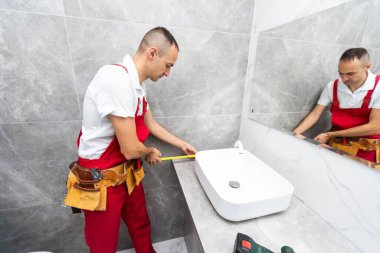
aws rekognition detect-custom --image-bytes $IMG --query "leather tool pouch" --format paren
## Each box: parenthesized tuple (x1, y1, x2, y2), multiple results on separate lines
(63, 160, 145, 211)
(125, 161, 145, 195)
(328, 138, 360, 156)
(328, 138, 380, 161)
(63, 162, 101, 212)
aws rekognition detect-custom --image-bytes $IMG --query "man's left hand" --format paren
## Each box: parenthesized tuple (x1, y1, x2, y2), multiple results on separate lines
(181, 142, 197, 155)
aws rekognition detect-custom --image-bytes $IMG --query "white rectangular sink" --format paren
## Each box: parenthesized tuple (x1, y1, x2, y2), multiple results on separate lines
(194, 148, 294, 221)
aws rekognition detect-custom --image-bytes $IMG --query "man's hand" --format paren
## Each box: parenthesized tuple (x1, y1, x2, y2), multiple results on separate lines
(145, 147, 162, 165)
(181, 142, 197, 155)
(294, 133, 306, 140)
(314, 132, 333, 144)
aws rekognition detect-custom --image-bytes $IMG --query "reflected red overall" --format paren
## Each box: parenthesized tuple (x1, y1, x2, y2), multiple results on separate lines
(77, 64, 155, 253)
(330, 75, 380, 162)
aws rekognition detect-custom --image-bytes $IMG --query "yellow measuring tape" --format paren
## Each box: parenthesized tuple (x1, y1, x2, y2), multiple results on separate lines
(160, 155, 195, 161)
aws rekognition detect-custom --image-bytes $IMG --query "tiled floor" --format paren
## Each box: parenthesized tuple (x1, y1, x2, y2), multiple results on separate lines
(117, 237, 187, 253)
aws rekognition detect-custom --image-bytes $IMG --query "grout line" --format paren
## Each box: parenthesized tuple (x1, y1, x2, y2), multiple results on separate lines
(293, 195, 363, 252)
(154, 114, 241, 119)
(359, 0, 374, 47)
(0, 114, 240, 125)
(256, 0, 353, 34)
(0, 202, 63, 213)
(63, 9, 83, 119)
(0, 7, 65, 17)
(144, 183, 179, 192)
(65, 15, 252, 37)
(0, 8, 251, 37)
(249, 111, 315, 115)
(0, 119, 82, 125)
(258, 34, 380, 52)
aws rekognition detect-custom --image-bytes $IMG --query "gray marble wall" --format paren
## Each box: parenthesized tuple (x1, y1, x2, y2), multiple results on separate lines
(249, 0, 380, 137)
(0, 1, 254, 252)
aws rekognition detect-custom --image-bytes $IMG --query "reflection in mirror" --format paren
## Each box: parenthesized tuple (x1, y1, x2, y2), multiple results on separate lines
(249, 35, 380, 168)
(247, 0, 380, 169)
(250, 47, 380, 168)
(279, 128, 380, 170)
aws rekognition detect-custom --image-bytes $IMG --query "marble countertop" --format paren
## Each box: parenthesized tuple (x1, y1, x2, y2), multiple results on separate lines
(173, 161, 359, 253)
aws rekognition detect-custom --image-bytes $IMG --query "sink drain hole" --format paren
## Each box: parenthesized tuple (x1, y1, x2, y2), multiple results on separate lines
(229, 180, 240, 188)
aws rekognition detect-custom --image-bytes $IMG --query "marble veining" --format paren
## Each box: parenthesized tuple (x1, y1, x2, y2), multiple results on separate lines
(0, 204, 86, 253)
(253, 0, 350, 32)
(248, 0, 380, 132)
(0, 0, 65, 15)
(65, 18, 148, 102)
(361, 0, 380, 49)
(0, 10, 80, 123)
(261, 0, 372, 45)
(145, 184, 186, 243)
(0, 121, 80, 211)
(147, 30, 250, 117)
(118, 237, 187, 253)
(174, 160, 359, 253)
(249, 36, 344, 113)
(64, 0, 254, 34)
(0, 0, 254, 251)
(250, 111, 332, 138)
(154, 114, 241, 152)
(240, 120, 380, 252)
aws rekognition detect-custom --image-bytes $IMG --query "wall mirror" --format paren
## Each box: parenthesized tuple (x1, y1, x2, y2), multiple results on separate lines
(247, 32, 380, 169)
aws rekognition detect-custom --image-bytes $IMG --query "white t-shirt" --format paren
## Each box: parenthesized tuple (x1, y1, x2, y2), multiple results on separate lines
(78, 55, 149, 159)
(317, 71, 380, 108)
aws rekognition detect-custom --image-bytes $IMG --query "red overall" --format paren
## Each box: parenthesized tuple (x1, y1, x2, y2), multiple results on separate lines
(330, 75, 380, 162)
(77, 64, 155, 253)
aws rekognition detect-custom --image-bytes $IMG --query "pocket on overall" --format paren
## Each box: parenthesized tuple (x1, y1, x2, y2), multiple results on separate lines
(64, 171, 101, 211)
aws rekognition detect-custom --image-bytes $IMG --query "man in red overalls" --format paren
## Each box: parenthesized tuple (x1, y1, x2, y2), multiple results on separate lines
(74, 27, 196, 253)
(294, 48, 380, 162)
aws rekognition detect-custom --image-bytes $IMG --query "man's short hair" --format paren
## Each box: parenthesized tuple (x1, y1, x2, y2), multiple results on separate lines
(340, 48, 370, 63)
(138, 27, 179, 55)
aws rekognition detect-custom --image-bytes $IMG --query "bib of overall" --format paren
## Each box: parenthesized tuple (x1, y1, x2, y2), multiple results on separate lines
(330, 76, 380, 162)
(78, 64, 156, 253)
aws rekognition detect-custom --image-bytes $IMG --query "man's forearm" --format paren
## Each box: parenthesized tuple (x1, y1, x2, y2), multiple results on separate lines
(121, 142, 155, 160)
(293, 104, 326, 135)
(149, 120, 185, 148)
(329, 123, 380, 138)
(293, 114, 320, 134)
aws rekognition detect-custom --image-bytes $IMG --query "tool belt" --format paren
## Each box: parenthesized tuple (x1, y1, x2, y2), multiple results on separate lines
(63, 160, 145, 211)
(328, 137, 380, 163)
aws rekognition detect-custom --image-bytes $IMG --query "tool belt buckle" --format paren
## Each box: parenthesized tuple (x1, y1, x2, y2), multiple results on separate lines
(90, 168, 102, 181)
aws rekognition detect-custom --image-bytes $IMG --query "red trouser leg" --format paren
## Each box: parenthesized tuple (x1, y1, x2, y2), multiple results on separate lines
(83, 183, 155, 253)
(356, 150, 376, 162)
(121, 184, 156, 253)
(84, 184, 127, 253)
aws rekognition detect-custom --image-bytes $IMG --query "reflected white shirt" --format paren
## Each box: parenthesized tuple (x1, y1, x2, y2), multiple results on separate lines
(317, 71, 380, 108)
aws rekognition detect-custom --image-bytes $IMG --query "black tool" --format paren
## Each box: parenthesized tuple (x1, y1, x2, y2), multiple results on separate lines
(234, 233, 295, 253)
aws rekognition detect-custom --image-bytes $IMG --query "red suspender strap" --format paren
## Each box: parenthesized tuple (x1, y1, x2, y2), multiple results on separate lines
(135, 98, 140, 117)
(112, 63, 128, 73)
(361, 75, 380, 109)
(77, 130, 82, 148)
(332, 79, 339, 109)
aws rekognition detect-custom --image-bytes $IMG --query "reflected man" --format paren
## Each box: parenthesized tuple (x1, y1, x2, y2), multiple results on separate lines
(293, 48, 380, 162)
